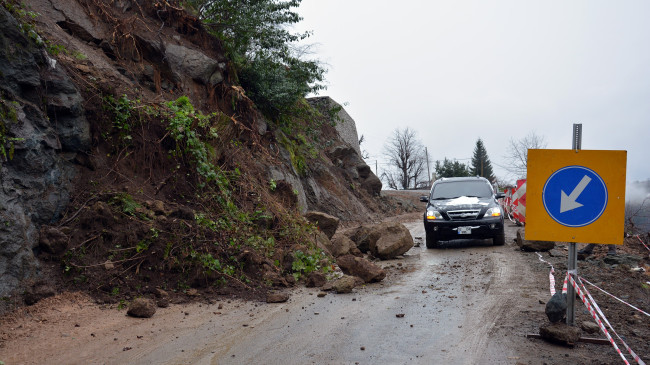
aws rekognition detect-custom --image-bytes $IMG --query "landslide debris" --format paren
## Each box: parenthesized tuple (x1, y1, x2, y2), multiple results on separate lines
(0, 0, 406, 312)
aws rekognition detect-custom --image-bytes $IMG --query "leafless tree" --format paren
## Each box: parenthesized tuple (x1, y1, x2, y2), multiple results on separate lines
(382, 128, 427, 189)
(503, 131, 547, 178)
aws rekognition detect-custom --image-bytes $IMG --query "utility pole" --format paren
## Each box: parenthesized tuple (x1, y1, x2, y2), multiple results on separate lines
(425, 147, 431, 185)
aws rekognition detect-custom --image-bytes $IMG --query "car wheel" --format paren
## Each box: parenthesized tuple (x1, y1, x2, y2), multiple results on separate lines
(493, 231, 505, 246)
(426, 232, 440, 249)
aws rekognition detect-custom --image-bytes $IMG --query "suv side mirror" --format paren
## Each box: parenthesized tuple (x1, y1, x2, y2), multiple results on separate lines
(495, 192, 505, 199)
(419, 195, 429, 202)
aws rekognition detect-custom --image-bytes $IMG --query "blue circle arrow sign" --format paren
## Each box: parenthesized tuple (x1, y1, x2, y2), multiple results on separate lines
(542, 166, 608, 227)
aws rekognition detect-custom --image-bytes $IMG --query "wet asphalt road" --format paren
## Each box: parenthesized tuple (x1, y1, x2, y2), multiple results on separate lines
(201, 220, 523, 365)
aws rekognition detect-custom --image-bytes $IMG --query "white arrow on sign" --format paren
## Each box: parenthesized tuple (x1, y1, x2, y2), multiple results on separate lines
(560, 175, 592, 213)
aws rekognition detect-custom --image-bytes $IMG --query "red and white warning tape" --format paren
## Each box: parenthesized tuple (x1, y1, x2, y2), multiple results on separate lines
(535, 252, 646, 364)
(579, 277, 650, 318)
(569, 275, 646, 365)
(535, 252, 557, 296)
(634, 235, 650, 253)
(567, 275, 632, 364)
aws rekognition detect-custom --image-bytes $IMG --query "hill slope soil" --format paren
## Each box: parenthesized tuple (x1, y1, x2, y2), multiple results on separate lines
(1, 0, 399, 311)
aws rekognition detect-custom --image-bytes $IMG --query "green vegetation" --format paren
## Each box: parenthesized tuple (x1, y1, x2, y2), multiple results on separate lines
(184, 0, 325, 118)
(164, 96, 223, 186)
(103, 94, 140, 144)
(0, 98, 22, 166)
(110, 192, 141, 216)
(291, 249, 330, 281)
(1, 0, 41, 44)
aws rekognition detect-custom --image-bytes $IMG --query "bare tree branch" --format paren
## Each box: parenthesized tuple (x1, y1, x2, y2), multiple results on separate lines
(382, 128, 427, 189)
(502, 131, 547, 178)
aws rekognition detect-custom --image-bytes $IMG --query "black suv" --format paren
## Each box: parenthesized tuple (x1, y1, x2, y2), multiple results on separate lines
(420, 177, 505, 248)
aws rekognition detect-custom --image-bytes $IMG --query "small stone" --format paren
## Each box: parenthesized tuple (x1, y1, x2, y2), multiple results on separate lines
(580, 321, 600, 334)
(317, 292, 327, 298)
(396, 313, 405, 318)
(127, 298, 156, 318)
(104, 260, 115, 270)
(267, 292, 290, 303)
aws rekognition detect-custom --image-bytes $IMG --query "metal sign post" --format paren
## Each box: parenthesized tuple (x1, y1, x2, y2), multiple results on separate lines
(566, 123, 582, 326)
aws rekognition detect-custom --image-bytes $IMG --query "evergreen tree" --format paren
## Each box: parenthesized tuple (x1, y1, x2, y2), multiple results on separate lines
(470, 138, 494, 181)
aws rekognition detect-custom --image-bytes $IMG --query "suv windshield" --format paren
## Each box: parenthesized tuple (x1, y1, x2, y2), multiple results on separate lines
(431, 181, 493, 200)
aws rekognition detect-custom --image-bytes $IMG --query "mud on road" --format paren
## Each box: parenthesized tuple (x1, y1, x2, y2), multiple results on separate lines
(1, 220, 647, 364)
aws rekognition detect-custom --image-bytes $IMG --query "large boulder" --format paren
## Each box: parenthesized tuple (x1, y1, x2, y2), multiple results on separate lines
(370, 223, 414, 260)
(336, 255, 386, 283)
(310, 231, 333, 257)
(305, 272, 327, 288)
(603, 254, 643, 266)
(330, 233, 362, 257)
(164, 43, 225, 86)
(331, 275, 358, 294)
(517, 229, 555, 251)
(304, 211, 340, 239)
(347, 225, 375, 253)
(347, 222, 414, 259)
(360, 174, 382, 196)
(522, 240, 555, 252)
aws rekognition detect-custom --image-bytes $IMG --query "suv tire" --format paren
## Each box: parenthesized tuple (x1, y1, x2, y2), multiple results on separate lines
(493, 231, 505, 246)
(426, 233, 440, 249)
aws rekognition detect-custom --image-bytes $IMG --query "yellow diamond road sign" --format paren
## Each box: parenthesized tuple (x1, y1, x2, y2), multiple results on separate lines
(526, 149, 627, 245)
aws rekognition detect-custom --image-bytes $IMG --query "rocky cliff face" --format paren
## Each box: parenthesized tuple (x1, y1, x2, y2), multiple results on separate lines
(0, 0, 385, 301)
(0, 6, 84, 297)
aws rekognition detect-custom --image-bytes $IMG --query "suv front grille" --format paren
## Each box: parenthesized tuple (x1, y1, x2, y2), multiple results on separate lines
(447, 209, 480, 220)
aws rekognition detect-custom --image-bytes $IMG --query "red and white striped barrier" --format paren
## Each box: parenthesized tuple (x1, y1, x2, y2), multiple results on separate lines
(511, 179, 527, 224)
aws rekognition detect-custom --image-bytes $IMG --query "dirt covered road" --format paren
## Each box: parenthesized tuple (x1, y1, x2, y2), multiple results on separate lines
(1, 220, 646, 364)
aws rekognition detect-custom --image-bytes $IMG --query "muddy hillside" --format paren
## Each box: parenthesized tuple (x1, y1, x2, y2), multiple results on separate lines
(0, 0, 411, 311)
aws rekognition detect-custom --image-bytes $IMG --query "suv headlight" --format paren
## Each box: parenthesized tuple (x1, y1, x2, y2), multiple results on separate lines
(426, 209, 443, 220)
(485, 207, 502, 217)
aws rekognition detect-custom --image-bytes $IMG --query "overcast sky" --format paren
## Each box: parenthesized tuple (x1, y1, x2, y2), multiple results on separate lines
(295, 0, 649, 185)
